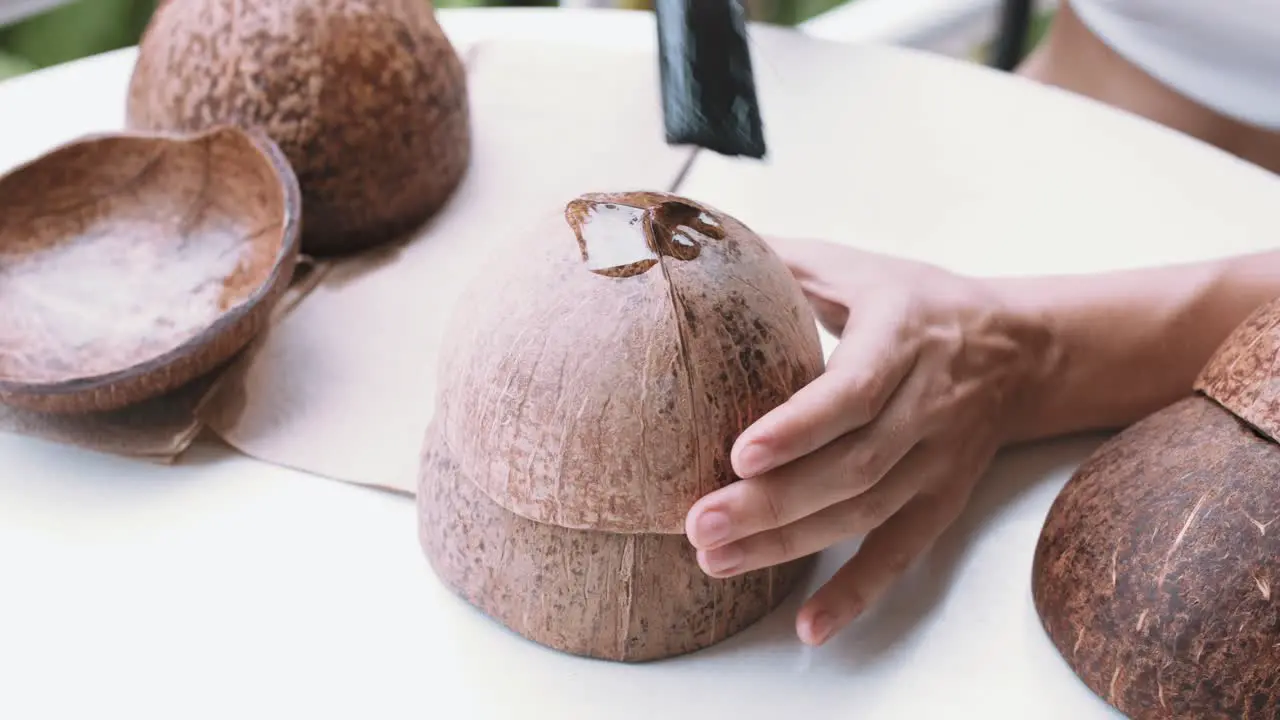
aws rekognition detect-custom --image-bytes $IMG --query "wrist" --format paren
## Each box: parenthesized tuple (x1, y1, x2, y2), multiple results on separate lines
(980, 256, 1264, 446)
(985, 277, 1069, 446)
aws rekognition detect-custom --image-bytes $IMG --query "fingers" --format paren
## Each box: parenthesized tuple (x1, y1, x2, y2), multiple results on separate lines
(800, 291, 849, 338)
(762, 237, 862, 337)
(765, 236, 871, 286)
(732, 304, 915, 479)
(795, 489, 969, 647)
(688, 387, 924, 552)
(761, 236, 844, 280)
(694, 443, 933, 577)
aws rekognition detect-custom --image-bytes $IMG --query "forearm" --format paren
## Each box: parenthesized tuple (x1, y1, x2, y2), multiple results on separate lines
(991, 250, 1280, 444)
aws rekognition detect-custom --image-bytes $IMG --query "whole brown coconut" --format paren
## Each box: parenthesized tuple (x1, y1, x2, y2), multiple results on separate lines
(125, 0, 470, 256)
(1032, 297, 1280, 719)
(418, 191, 826, 662)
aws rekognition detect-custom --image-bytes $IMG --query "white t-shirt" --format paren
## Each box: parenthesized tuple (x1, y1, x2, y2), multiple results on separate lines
(1069, 0, 1280, 130)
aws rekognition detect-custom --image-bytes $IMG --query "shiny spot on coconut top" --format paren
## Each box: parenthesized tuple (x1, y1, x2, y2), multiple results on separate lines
(566, 195, 722, 278)
(571, 201, 658, 277)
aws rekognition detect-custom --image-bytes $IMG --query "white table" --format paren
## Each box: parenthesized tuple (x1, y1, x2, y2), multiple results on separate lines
(3, 8, 1279, 719)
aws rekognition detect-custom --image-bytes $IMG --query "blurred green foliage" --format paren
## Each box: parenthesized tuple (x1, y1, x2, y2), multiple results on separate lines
(0, 0, 843, 81)
(0, 0, 1052, 82)
(0, 0, 157, 75)
(0, 0, 609, 80)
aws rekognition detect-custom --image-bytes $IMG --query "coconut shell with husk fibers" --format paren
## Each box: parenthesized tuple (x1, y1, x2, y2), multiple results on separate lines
(1033, 296, 1280, 719)
(0, 126, 300, 414)
(125, 0, 471, 257)
(417, 191, 826, 662)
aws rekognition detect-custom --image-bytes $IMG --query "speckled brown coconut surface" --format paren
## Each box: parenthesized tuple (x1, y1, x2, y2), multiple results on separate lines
(418, 191, 825, 661)
(1194, 300, 1280, 442)
(0, 127, 301, 414)
(1033, 297, 1280, 719)
(419, 425, 816, 662)
(124, 0, 471, 257)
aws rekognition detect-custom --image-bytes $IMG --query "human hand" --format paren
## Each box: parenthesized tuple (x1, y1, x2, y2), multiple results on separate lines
(684, 238, 1057, 646)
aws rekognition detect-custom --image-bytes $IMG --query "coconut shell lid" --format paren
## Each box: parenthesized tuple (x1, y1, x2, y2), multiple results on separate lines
(432, 191, 824, 535)
(1194, 296, 1280, 443)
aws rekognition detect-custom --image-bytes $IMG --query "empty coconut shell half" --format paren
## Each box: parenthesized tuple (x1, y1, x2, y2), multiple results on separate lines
(125, 0, 471, 257)
(418, 191, 826, 662)
(0, 126, 301, 414)
(1033, 296, 1280, 719)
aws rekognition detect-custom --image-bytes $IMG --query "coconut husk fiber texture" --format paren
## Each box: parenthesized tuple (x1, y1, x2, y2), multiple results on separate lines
(125, 0, 470, 257)
(0, 126, 300, 414)
(417, 191, 826, 661)
(1033, 296, 1280, 719)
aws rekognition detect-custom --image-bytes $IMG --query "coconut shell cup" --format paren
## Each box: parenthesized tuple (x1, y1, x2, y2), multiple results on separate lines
(124, 0, 471, 257)
(1032, 297, 1280, 719)
(418, 191, 826, 662)
(0, 126, 301, 414)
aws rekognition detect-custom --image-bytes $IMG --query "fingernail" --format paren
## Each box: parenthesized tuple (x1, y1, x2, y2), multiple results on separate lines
(806, 612, 835, 646)
(701, 545, 744, 575)
(735, 442, 770, 477)
(694, 510, 731, 546)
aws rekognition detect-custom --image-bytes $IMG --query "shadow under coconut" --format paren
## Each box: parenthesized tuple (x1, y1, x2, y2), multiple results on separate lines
(807, 433, 1114, 670)
(423, 433, 1115, 683)
(661, 559, 823, 665)
(567, 434, 1119, 673)
(0, 421, 216, 512)
(309, 227, 416, 292)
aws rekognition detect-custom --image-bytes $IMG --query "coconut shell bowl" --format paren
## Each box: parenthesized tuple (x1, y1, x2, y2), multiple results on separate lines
(1033, 296, 1280, 718)
(125, 0, 471, 258)
(418, 191, 826, 662)
(0, 126, 301, 414)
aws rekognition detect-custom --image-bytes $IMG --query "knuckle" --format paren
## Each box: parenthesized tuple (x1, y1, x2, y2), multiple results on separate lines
(745, 481, 787, 528)
(850, 491, 892, 529)
(840, 445, 882, 486)
(835, 372, 880, 422)
(884, 548, 915, 576)
(772, 527, 797, 562)
(838, 586, 868, 620)
(926, 485, 972, 524)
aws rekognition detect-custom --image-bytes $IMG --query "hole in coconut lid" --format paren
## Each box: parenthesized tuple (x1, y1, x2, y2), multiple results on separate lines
(565, 194, 724, 278)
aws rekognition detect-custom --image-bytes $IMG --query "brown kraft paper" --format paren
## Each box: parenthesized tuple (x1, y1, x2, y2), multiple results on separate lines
(198, 40, 697, 493)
